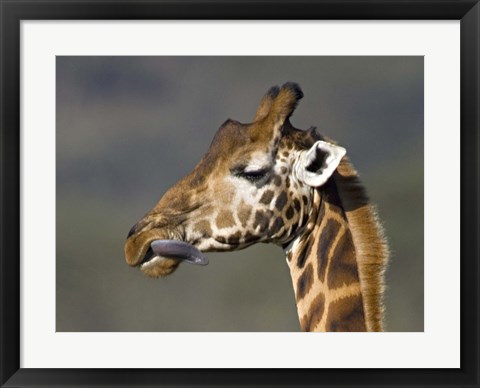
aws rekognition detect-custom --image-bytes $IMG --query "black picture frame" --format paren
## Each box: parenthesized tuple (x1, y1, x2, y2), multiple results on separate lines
(1, 1, 478, 387)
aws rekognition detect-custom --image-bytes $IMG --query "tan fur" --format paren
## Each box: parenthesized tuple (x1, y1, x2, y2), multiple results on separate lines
(335, 158, 389, 331)
(141, 257, 180, 278)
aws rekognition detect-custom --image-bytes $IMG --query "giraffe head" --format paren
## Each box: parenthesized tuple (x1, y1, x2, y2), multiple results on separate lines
(125, 82, 346, 278)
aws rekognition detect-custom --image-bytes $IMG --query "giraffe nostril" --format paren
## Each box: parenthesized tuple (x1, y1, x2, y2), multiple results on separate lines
(127, 223, 138, 239)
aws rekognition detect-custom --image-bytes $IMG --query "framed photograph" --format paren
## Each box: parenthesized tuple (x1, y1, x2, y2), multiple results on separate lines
(1, 1, 478, 387)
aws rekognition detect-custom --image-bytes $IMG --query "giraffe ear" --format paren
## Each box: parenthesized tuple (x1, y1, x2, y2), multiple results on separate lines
(296, 141, 346, 187)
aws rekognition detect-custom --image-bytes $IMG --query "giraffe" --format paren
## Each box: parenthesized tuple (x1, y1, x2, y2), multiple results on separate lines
(125, 82, 389, 332)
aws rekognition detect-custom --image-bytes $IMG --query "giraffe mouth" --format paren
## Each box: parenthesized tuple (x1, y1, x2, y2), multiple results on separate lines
(141, 239, 209, 266)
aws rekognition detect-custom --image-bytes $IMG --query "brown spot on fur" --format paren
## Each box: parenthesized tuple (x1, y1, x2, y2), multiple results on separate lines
(327, 229, 359, 288)
(216, 210, 236, 229)
(254, 210, 269, 233)
(272, 175, 282, 186)
(227, 231, 242, 245)
(285, 206, 294, 220)
(317, 219, 341, 281)
(238, 201, 252, 227)
(296, 237, 312, 268)
(293, 198, 301, 212)
(296, 263, 313, 302)
(280, 166, 288, 174)
(282, 150, 289, 157)
(300, 294, 325, 332)
(260, 190, 274, 205)
(275, 191, 288, 211)
(270, 217, 284, 234)
(302, 195, 308, 205)
(216, 235, 227, 244)
(244, 231, 256, 243)
(325, 295, 366, 332)
(193, 220, 212, 236)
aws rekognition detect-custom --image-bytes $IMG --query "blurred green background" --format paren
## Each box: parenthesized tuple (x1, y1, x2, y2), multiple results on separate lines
(56, 56, 423, 332)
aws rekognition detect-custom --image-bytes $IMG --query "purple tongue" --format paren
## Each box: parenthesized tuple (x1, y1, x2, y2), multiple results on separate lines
(150, 240, 209, 266)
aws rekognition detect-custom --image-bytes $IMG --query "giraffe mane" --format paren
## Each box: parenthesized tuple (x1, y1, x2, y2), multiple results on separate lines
(333, 158, 390, 331)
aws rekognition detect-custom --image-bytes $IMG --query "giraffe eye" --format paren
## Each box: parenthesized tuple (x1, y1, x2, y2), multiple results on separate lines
(232, 166, 269, 183)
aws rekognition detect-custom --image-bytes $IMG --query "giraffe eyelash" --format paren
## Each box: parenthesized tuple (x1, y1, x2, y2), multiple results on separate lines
(231, 166, 270, 182)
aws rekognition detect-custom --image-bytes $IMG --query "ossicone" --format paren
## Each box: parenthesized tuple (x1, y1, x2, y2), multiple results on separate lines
(254, 82, 304, 123)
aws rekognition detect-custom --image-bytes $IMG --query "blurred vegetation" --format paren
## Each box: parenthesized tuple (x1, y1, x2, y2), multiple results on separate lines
(56, 56, 423, 331)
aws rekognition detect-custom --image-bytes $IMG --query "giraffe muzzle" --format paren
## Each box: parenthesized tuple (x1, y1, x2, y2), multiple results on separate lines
(147, 240, 209, 266)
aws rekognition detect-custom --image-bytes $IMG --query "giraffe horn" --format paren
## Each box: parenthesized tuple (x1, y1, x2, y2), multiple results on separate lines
(150, 240, 209, 266)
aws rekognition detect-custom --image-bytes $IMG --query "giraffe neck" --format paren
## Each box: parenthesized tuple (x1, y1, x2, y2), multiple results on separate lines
(285, 158, 388, 332)
(285, 178, 367, 332)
